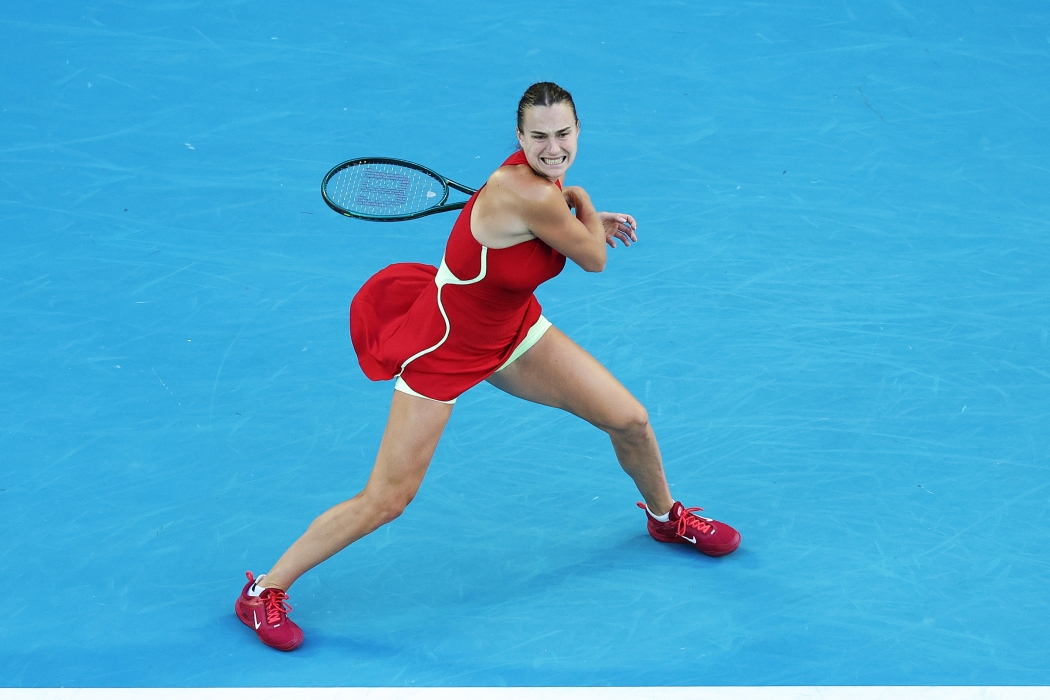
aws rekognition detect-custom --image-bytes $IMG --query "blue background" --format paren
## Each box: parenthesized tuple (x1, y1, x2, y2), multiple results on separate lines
(2, 0, 1049, 687)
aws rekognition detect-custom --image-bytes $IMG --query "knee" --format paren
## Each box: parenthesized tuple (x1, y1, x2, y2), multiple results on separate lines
(605, 401, 652, 443)
(361, 487, 418, 526)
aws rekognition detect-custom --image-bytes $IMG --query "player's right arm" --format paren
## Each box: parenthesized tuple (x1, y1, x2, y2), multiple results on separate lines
(492, 168, 608, 272)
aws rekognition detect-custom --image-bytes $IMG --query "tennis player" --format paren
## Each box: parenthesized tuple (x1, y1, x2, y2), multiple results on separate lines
(235, 82, 741, 651)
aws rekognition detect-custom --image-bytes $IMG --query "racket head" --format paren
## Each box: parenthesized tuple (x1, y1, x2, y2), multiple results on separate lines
(321, 158, 455, 221)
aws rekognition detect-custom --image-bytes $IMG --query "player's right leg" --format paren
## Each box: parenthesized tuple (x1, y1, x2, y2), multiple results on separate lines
(236, 389, 454, 650)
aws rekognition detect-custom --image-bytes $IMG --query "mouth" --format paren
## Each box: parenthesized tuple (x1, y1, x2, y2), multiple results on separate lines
(540, 155, 567, 167)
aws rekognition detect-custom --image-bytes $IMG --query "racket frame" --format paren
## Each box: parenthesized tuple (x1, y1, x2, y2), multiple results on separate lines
(321, 157, 477, 222)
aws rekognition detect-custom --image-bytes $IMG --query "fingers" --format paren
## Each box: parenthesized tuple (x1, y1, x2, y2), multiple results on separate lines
(601, 212, 639, 249)
(606, 229, 633, 248)
(614, 214, 638, 241)
(614, 218, 636, 245)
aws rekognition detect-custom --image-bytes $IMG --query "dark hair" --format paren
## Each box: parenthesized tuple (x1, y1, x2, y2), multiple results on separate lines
(516, 82, 578, 132)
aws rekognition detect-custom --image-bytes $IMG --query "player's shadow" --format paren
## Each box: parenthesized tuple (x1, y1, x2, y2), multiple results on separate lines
(438, 530, 742, 611)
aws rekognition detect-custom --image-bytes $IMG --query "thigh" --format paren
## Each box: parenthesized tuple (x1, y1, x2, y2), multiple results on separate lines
(486, 326, 643, 432)
(365, 389, 454, 498)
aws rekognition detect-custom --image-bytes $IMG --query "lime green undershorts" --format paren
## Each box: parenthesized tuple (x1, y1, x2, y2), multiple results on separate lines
(394, 314, 553, 405)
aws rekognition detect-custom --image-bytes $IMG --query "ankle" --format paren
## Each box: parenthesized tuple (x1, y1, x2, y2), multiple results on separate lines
(646, 504, 671, 522)
(249, 574, 288, 595)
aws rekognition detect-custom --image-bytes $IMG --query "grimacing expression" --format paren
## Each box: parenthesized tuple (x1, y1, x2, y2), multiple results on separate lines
(517, 102, 579, 181)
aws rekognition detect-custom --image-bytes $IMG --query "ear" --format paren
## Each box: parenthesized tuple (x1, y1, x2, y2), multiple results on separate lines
(516, 129, 525, 149)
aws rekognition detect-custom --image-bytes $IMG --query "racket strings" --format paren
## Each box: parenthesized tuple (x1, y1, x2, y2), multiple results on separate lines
(325, 162, 445, 218)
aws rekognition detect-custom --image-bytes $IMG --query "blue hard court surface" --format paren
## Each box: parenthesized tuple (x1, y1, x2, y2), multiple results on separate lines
(2, 0, 1049, 688)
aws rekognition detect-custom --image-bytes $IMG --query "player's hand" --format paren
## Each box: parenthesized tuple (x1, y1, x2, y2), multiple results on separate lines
(598, 212, 638, 248)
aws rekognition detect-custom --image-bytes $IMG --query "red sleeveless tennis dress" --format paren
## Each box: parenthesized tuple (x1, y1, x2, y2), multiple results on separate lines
(349, 151, 567, 402)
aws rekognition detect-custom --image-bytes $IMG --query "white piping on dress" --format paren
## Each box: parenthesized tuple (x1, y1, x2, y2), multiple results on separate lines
(396, 247, 488, 376)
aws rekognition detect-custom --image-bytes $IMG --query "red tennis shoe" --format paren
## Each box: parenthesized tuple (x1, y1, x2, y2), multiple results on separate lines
(638, 501, 741, 557)
(234, 571, 303, 651)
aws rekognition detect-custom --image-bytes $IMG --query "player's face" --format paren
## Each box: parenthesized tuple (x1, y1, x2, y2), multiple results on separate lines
(517, 103, 579, 181)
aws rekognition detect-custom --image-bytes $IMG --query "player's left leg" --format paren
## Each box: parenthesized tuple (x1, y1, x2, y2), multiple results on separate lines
(487, 325, 673, 514)
(487, 325, 740, 556)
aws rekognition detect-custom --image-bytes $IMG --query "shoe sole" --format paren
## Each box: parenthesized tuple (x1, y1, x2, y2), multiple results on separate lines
(649, 529, 741, 557)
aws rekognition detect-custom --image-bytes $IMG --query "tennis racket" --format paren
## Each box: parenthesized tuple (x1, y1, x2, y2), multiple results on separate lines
(321, 157, 477, 222)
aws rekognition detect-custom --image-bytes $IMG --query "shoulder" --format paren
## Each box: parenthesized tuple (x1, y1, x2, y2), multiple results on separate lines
(471, 161, 571, 245)
(485, 163, 562, 208)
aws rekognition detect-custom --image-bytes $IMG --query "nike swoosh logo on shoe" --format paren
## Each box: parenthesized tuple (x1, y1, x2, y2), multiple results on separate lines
(683, 535, 697, 544)
(253, 611, 261, 630)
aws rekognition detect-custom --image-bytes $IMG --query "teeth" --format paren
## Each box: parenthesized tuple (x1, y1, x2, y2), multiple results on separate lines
(541, 156, 566, 165)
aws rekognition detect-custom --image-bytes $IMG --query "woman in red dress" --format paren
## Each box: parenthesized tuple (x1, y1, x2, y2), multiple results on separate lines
(235, 83, 741, 651)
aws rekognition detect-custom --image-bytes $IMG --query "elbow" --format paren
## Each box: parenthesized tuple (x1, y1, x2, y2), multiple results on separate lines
(581, 250, 606, 273)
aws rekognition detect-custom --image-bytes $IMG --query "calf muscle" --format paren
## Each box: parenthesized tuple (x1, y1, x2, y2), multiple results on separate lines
(263, 392, 453, 590)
